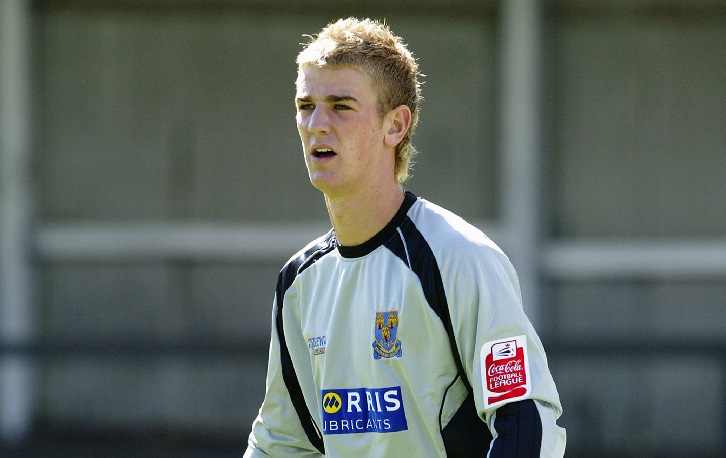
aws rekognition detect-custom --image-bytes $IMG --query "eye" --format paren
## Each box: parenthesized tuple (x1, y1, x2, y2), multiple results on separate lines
(333, 104, 351, 111)
(297, 103, 314, 111)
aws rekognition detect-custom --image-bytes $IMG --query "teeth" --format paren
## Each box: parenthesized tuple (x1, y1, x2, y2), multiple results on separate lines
(317, 148, 332, 153)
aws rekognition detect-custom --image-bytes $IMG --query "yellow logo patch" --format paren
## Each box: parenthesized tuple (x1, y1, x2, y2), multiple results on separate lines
(322, 392, 342, 414)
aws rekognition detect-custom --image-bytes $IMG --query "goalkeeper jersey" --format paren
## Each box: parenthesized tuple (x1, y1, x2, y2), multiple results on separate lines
(245, 192, 566, 457)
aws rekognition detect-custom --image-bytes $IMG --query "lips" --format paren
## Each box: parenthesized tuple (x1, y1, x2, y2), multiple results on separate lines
(312, 147, 336, 159)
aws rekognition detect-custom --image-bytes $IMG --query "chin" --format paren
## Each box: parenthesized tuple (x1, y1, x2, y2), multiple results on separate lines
(309, 175, 337, 193)
(310, 178, 350, 199)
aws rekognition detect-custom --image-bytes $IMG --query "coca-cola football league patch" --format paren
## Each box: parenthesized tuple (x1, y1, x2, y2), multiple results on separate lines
(482, 335, 531, 408)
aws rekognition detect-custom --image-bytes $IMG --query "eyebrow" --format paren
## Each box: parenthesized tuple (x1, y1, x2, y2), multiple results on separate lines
(296, 95, 359, 104)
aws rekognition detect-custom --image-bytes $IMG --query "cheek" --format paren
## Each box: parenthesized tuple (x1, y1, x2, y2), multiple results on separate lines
(297, 120, 309, 142)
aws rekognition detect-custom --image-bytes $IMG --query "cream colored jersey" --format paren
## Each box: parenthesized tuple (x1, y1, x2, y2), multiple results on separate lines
(245, 193, 565, 457)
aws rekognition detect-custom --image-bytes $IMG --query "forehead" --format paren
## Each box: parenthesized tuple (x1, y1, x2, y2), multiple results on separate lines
(296, 65, 377, 101)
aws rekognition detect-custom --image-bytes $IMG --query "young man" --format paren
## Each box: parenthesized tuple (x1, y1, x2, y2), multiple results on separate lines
(245, 18, 566, 457)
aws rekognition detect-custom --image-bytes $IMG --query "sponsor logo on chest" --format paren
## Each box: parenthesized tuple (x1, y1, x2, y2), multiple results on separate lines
(320, 386, 408, 435)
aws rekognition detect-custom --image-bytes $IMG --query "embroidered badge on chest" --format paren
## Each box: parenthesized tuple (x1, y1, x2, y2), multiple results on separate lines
(372, 311, 402, 359)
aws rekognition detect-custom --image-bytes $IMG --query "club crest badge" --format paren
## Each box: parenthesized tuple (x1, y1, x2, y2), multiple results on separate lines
(372, 311, 402, 359)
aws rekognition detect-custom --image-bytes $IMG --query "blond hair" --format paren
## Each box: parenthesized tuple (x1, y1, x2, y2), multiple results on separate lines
(297, 17, 423, 184)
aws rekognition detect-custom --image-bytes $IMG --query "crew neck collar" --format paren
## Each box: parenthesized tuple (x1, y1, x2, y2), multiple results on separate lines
(335, 191, 417, 258)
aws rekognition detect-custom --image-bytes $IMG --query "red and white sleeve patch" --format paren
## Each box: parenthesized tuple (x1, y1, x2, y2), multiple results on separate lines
(481, 335, 531, 408)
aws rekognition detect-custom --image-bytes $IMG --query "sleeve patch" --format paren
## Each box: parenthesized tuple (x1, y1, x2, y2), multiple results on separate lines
(481, 335, 531, 408)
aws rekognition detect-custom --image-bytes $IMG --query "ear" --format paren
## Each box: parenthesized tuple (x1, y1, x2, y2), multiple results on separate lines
(383, 105, 412, 148)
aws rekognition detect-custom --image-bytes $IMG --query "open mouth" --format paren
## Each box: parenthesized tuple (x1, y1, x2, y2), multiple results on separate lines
(312, 148, 336, 159)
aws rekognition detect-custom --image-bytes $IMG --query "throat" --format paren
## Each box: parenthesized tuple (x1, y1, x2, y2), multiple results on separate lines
(325, 187, 405, 247)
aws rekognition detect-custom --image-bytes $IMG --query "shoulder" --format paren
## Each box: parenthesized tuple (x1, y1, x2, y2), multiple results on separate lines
(408, 197, 507, 263)
(277, 230, 336, 293)
(407, 197, 520, 293)
(408, 197, 524, 315)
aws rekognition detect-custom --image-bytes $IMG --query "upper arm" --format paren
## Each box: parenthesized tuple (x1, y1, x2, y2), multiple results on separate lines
(441, 244, 566, 456)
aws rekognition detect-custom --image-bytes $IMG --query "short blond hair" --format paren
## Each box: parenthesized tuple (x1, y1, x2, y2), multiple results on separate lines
(297, 17, 423, 184)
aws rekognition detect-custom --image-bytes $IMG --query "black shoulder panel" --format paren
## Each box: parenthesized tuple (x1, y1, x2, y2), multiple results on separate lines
(275, 232, 336, 455)
(385, 217, 472, 393)
(386, 216, 493, 455)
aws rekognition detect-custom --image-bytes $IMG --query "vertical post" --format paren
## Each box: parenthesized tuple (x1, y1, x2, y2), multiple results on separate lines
(498, 0, 544, 326)
(0, 0, 34, 446)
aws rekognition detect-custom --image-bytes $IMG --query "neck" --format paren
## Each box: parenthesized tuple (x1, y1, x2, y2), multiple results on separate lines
(325, 183, 405, 247)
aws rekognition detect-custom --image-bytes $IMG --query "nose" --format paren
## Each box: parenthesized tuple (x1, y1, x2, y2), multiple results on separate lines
(306, 105, 331, 136)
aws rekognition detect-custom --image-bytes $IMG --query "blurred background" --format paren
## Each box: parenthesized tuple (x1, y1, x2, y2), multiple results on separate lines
(1, 0, 724, 456)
